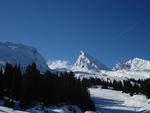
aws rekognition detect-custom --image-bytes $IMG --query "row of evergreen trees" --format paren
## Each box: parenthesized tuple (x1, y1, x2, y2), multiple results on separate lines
(81, 77, 150, 98)
(0, 63, 95, 112)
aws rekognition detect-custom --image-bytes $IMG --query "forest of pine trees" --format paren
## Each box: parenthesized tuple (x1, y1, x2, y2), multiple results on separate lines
(0, 63, 95, 112)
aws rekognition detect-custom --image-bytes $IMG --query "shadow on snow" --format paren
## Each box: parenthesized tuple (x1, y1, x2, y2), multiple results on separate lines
(91, 96, 141, 113)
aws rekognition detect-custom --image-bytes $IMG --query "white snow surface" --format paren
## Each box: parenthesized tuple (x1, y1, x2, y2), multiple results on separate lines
(72, 51, 110, 73)
(0, 106, 27, 113)
(89, 86, 150, 113)
(105, 70, 150, 80)
(0, 42, 48, 72)
(74, 69, 150, 81)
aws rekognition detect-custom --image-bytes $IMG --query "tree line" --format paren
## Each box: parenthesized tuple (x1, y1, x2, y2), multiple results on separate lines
(0, 63, 95, 112)
(81, 77, 150, 98)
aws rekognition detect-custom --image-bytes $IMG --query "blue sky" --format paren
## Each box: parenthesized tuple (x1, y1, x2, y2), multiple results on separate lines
(0, 0, 150, 68)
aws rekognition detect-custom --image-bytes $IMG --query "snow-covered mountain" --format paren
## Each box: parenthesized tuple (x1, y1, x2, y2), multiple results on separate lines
(72, 54, 150, 80)
(114, 58, 150, 71)
(72, 51, 110, 72)
(47, 51, 150, 80)
(0, 42, 49, 72)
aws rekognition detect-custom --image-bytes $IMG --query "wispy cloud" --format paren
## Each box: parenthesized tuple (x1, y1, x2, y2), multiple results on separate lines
(47, 60, 71, 69)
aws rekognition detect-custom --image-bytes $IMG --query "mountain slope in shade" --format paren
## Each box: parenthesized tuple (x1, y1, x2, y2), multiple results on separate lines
(72, 51, 110, 72)
(113, 58, 150, 71)
(0, 42, 49, 72)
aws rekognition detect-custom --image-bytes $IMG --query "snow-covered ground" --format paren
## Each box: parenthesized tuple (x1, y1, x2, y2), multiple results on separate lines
(26, 105, 83, 113)
(0, 105, 83, 113)
(75, 69, 150, 81)
(89, 86, 150, 113)
(0, 106, 27, 113)
(105, 70, 150, 80)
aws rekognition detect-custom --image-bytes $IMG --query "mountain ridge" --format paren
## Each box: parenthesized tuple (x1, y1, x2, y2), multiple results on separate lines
(1, 42, 149, 79)
(113, 57, 150, 71)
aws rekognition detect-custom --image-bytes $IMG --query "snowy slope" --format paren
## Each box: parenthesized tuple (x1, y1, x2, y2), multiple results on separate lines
(89, 86, 150, 113)
(0, 42, 49, 72)
(72, 51, 110, 72)
(114, 58, 150, 71)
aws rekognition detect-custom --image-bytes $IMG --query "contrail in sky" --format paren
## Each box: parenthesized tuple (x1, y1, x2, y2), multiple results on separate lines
(117, 22, 140, 38)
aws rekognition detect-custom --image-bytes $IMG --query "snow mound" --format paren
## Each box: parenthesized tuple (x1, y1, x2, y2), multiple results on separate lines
(72, 51, 110, 72)
(0, 42, 49, 72)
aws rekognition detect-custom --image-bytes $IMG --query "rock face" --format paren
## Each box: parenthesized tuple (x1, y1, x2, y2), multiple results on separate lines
(113, 58, 150, 71)
(0, 42, 49, 72)
(72, 51, 110, 72)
